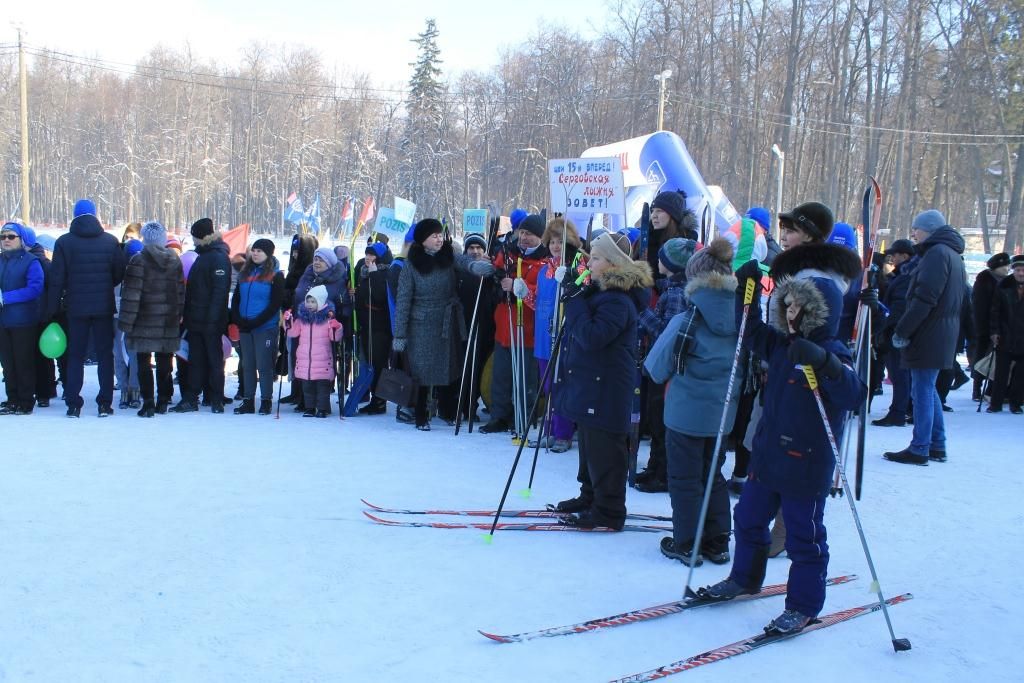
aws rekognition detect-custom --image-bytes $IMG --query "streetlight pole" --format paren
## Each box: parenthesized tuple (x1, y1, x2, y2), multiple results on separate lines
(655, 69, 672, 131)
(17, 26, 30, 226)
(771, 144, 785, 242)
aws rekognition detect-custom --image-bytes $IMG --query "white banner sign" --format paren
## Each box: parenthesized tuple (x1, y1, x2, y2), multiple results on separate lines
(548, 157, 625, 217)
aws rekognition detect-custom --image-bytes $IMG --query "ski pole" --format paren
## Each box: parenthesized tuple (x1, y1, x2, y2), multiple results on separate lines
(455, 275, 485, 435)
(485, 323, 567, 541)
(801, 364, 912, 652)
(682, 277, 755, 600)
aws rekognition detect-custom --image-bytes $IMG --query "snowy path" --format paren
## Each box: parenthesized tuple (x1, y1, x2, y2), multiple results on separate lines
(0, 374, 1019, 682)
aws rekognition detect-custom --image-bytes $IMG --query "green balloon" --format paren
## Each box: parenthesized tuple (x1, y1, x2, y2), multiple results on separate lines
(39, 322, 67, 359)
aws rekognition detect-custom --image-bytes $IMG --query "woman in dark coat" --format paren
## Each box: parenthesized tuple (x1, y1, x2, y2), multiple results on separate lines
(354, 242, 393, 415)
(118, 221, 185, 416)
(392, 219, 466, 430)
(0, 222, 45, 415)
(553, 232, 653, 530)
(280, 233, 318, 405)
(987, 255, 1024, 413)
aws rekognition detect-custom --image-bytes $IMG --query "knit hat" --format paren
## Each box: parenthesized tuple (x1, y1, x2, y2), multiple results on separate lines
(827, 222, 857, 250)
(987, 252, 1011, 269)
(884, 239, 915, 257)
(413, 218, 444, 244)
(745, 207, 771, 231)
(619, 227, 641, 245)
(166, 235, 182, 251)
(306, 284, 329, 310)
(124, 238, 144, 259)
(313, 246, 338, 267)
(685, 237, 735, 280)
(366, 242, 387, 258)
(140, 221, 167, 247)
(518, 214, 545, 239)
(73, 199, 96, 218)
(509, 208, 528, 230)
(463, 233, 487, 251)
(651, 190, 688, 227)
(658, 238, 697, 274)
(190, 217, 215, 240)
(1011, 254, 1024, 270)
(251, 238, 276, 257)
(911, 210, 946, 233)
(590, 232, 633, 268)
(778, 201, 834, 242)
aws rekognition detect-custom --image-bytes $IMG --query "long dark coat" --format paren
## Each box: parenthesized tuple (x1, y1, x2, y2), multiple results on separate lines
(119, 245, 185, 353)
(393, 242, 466, 387)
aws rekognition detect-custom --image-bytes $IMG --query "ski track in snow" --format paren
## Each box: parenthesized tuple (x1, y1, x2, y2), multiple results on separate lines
(0, 347, 1020, 681)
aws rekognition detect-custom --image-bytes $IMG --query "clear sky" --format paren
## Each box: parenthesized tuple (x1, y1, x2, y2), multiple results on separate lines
(8, 0, 604, 88)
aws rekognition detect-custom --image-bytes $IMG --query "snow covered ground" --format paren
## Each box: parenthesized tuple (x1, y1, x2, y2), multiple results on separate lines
(0, 367, 1020, 682)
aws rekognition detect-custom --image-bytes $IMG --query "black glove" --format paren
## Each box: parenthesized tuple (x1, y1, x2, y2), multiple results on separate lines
(858, 287, 879, 311)
(560, 281, 590, 302)
(734, 259, 762, 286)
(788, 337, 842, 380)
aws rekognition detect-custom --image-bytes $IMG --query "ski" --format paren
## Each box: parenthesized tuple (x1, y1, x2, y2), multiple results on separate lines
(855, 176, 883, 500)
(360, 499, 671, 522)
(609, 593, 913, 682)
(363, 511, 671, 533)
(478, 575, 858, 644)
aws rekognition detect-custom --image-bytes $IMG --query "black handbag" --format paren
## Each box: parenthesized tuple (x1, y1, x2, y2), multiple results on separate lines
(376, 352, 418, 407)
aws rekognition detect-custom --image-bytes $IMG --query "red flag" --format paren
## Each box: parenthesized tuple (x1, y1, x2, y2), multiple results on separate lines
(357, 196, 376, 226)
(222, 223, 251, 258)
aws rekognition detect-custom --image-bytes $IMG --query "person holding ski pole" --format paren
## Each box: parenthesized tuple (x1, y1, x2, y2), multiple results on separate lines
(694, 246, 866, 634)
(354, 242, 393, 415)
(643, 237, 739, 565)
(553, 232, 653, 530)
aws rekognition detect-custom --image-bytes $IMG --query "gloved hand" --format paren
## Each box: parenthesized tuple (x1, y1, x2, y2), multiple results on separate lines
(554, 265, 567, 281)
(468, 259, 496, 277)
(788, 337, 842, 379)
(392, 337, 407, 352)
(734, 259, 762, 285)
(560, 280, 591, 302)
(892, 334, 910, 349)
(328, 318, 343, 332)
(858, 287, 879, 310)
(512, 277, 529, 299)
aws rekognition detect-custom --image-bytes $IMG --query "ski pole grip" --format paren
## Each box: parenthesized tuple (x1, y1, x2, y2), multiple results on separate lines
(802, 365, 819, 390)
(574, 269, 591, 286)
(743, 278, 756, 306)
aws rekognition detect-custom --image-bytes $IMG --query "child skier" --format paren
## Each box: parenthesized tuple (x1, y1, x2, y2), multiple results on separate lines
(694, 257, 866, 634)
(285, 285, 343, 417)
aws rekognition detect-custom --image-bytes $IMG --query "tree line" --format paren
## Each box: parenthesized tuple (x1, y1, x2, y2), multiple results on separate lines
(1, 0, 1021, 252)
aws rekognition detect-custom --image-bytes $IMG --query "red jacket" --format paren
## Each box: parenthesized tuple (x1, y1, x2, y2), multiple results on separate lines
(492, 245, 548, 348)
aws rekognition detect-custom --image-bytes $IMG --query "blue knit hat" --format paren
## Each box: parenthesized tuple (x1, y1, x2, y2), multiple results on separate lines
(658, 238, 696, 274)
(73, 199, 96, 218)
(827, 222, 857, 250)
(618, 227, 641, 244)
(124, 238, 144, 259)
(509, 209, 528, 229)
(911, 210, 946, 233)
(745, 207, 771, 231)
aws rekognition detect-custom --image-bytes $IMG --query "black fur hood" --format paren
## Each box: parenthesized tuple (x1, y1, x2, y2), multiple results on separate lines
(408, 241, 455, 275)
(770, 242, 862, 291)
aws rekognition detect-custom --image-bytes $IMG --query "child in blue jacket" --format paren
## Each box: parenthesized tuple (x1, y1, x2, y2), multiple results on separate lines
(696, 258, 866, 635)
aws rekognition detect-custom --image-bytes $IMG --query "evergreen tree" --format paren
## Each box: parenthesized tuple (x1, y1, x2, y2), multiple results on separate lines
(401, 18, 448, 218)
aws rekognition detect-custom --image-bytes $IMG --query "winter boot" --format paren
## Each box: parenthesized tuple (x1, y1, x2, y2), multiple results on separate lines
(883, 448, 929, 466)
(767, 514, 787, 558)
(118, 392, 131, 410)
(660, 537, 703, 566)
(765, 609, 812, 634)
(550, 438, 572, 453)
(233, 399, 256, 415)
(358, 398, 387, 415)
(170, 399, 199, 413)
(871, 412, 906, 427)
(552, 496, 591, 513)
(701, 534, 731, 565)
(479, 418, 512, 434)
(694, 578, 755, 602)
(97, 403, 114, 417)
(258, 399, 273, 415)
(128, 389, 142, 409)
(155, 400, 170, 414)
(634, 477, 668, 493)
(929, 449, 947, 463)
(137, 401, 155, 418)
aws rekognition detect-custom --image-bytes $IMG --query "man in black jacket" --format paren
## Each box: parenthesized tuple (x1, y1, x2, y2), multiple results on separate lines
(972, 252, 1010, 400)
(172, 218, 231, 413)
(884, 211, 966, 465)
(872, 239, 916, 426)
(47, 199, 126, 417)
(987, 255, 1024, 413)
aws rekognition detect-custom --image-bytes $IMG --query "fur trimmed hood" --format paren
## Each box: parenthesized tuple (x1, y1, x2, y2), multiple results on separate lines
(407, 240, 455, 275)
(770, 242, 861, 291)
(771, 277, 843, 339)
(595, 259, 654, 292)
(684, 270, 737, 298)
(193, 231, 224, 249)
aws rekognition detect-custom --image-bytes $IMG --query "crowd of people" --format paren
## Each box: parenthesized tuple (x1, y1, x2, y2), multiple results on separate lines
(1, 192, 1021, 635)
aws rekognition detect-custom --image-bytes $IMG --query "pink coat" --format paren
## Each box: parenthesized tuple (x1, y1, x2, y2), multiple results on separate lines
(287, 313, 342, 381)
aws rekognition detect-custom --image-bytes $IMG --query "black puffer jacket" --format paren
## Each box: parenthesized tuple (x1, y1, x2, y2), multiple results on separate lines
(991, 273, 1024, 355)
(47, 214, 126, 317)
(183, 233, 231, 334)
(973, 269, 1002, 359)
(119, 245, 185, 353)
(895, 226, 967, 369)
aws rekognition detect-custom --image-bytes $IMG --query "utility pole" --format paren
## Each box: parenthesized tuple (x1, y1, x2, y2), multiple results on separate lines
(655, 69, 672, 132)
(17, 27, 30, 226)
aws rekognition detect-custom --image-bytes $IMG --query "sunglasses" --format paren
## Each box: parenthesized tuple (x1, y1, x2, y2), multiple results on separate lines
(0, 233, 19, 241)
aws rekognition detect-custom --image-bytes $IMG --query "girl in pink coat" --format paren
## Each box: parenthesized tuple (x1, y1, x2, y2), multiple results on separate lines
(285, 285, 342, 417)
